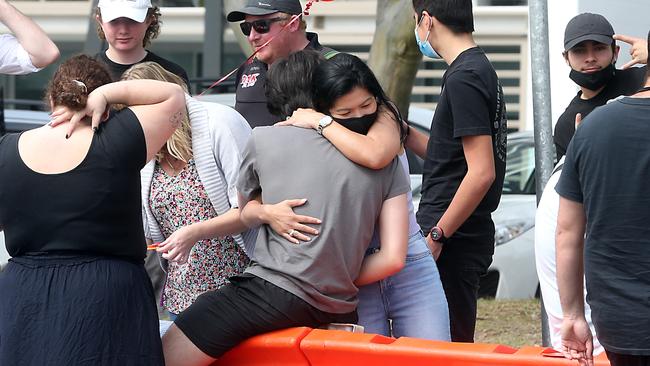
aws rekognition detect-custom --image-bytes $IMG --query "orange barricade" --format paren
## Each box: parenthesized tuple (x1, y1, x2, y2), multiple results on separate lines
(212, 327, 611, 366)
(212, 327, 312, 366)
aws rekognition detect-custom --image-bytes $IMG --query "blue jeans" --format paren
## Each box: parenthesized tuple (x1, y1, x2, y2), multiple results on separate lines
(357, 231, 450, 340)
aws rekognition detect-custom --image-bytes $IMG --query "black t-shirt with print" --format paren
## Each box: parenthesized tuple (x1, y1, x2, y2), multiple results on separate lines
(95, 50, 190, 87)
(234, 32, 337, 128)
(416, 47, 507, 253)
(553, 66, 646, 160)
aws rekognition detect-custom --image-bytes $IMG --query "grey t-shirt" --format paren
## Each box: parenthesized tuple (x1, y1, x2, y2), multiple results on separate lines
(237, 126, 409, 314)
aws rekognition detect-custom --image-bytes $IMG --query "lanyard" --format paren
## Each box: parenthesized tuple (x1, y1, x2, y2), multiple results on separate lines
(198, 0, 333, 96)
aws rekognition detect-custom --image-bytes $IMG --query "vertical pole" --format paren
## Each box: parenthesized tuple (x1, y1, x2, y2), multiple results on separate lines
(202, 1, 223, 94)
(528, 0, 554, 347)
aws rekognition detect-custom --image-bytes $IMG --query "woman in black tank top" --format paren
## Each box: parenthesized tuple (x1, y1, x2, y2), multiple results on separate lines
(0, 55, 186, 366)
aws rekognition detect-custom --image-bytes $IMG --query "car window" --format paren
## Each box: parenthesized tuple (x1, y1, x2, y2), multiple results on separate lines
(503, 139, 535, 195)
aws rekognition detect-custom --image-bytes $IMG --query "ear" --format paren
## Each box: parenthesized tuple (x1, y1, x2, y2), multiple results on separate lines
(421, 10, 433, 30)
(563, 51, 571, 66)
(287, 16, 301, 32)
(613, 44, 620, 64)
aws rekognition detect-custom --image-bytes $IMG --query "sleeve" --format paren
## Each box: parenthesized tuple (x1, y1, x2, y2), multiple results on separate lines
(446, 70, 493, 138)
(142, 206, 152, 240)
(553, 111, 574, 160)
(383, 158, 411, 201)
(0, 34, 40, 75)
(236, 132, 261, 205)
(98, 108, 148, 172)
(554, 138, 583, 203)
(209, 104, 252, 208)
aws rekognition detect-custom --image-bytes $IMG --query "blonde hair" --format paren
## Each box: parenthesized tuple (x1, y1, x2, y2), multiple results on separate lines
(121, 62, 192, 163)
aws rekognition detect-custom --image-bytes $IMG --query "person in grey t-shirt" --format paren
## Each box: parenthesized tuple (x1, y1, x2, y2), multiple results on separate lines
(159, 50, 410, 365)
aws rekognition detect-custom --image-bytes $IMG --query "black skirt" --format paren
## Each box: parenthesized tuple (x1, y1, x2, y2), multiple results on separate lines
(0, 254, 164, 366)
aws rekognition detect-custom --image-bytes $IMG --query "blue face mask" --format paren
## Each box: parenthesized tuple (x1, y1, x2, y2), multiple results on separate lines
(414, 15, 441, 59)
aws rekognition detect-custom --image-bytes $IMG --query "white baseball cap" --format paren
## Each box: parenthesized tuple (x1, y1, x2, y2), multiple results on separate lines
(98, 0, 153, 23)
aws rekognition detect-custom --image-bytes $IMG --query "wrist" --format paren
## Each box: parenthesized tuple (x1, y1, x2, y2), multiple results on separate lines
(311, 112, 326, 129)
(429, 225, 449, 244)
(317, 115, 333, 135)
(187, 222, 203, 242)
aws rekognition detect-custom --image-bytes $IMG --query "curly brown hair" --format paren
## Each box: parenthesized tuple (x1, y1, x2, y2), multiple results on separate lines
(95, 6, 161, 48)
(44, 55, 112, 111)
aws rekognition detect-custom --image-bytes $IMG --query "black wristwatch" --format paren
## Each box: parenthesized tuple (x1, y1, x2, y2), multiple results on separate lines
(429, 226, 448, 244)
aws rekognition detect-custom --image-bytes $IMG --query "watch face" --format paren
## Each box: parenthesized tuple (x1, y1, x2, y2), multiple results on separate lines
(431, 227, 442, 240)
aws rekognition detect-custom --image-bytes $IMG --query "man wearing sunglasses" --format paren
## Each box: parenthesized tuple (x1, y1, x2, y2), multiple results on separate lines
(227, 0, 337, 128)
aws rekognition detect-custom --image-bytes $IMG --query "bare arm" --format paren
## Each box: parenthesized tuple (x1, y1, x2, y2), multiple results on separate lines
(278, 106, 401, 170)
(62, 80, 185, 162)
(403, 123, 429, 159)
(556, 197, 593, 365)
(0, 0, 59, 68)
(354, 193, 408, 286)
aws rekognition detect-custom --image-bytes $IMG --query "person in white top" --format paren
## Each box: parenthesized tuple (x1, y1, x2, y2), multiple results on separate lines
(534, 153, 603, 356)
(0, 0, 59, 74)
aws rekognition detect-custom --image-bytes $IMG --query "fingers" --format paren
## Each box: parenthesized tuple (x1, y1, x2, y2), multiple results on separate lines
(65, 111, 85, 138)
(49, 108, 76, 127)
(613, 33, 637, 45)
(294, 222, 319, 235)
(620, 58, 639, 70)
(585, 339, 594, 366)
(574, 113, 582, 129)
(161, 246, 188, 264)
(285, 198, 308, 208)
(274, 120, 291, 126)
(281, 232, 300, 244)
(156, 239, 173, 253)
(91, 110, 103, 131)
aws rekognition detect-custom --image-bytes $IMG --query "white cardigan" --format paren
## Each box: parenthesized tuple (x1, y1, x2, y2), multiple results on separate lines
(141, 95, 257, 258)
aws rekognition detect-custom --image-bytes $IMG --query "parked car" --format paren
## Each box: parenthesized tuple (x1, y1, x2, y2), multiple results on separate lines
(408, 106, 538, 299)
(0, 108, 50, 271)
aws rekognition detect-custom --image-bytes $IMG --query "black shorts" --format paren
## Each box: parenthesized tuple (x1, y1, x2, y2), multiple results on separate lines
(174, 274, 357, 358)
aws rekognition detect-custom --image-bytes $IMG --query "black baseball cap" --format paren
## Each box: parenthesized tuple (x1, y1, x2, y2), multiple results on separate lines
(564, 13, 614, 51)
(227, 0, 303, 22)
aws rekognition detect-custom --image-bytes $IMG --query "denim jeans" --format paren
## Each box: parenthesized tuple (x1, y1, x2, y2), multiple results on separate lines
(357, 231, 451, 340)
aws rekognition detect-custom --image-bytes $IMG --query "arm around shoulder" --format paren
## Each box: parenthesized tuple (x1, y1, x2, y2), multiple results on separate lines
(106, 81, 186, 162)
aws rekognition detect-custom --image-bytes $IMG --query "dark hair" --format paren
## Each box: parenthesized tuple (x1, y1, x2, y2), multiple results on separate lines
(266, 50, 324, 118)
(44, 54, 112, 111)
(412, 0, 474, 34)
(311, 53, 407, 142)
(95, 7, 162, 47)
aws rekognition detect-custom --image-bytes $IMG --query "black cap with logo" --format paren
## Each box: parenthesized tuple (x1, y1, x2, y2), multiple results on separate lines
(227, 0, 303, 22)
(564, 13, 614, 51)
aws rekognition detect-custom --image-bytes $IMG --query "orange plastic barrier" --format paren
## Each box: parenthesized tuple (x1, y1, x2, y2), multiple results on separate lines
(212, 327, 312, 366)
(212, 327, 611, 366)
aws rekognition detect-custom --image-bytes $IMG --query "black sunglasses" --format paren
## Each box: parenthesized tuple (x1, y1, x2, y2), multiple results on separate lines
(240, 17, 288, 36)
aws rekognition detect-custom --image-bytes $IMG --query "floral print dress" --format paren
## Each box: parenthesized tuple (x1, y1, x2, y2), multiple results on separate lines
(150, 159, 250, 314)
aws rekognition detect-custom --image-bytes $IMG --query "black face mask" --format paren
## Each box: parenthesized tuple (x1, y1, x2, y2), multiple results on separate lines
(569, 63, 616, 90)
(332, 110, 378, 135)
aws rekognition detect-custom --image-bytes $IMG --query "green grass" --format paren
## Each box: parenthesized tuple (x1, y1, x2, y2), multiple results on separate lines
(474, 298, 542, 348)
